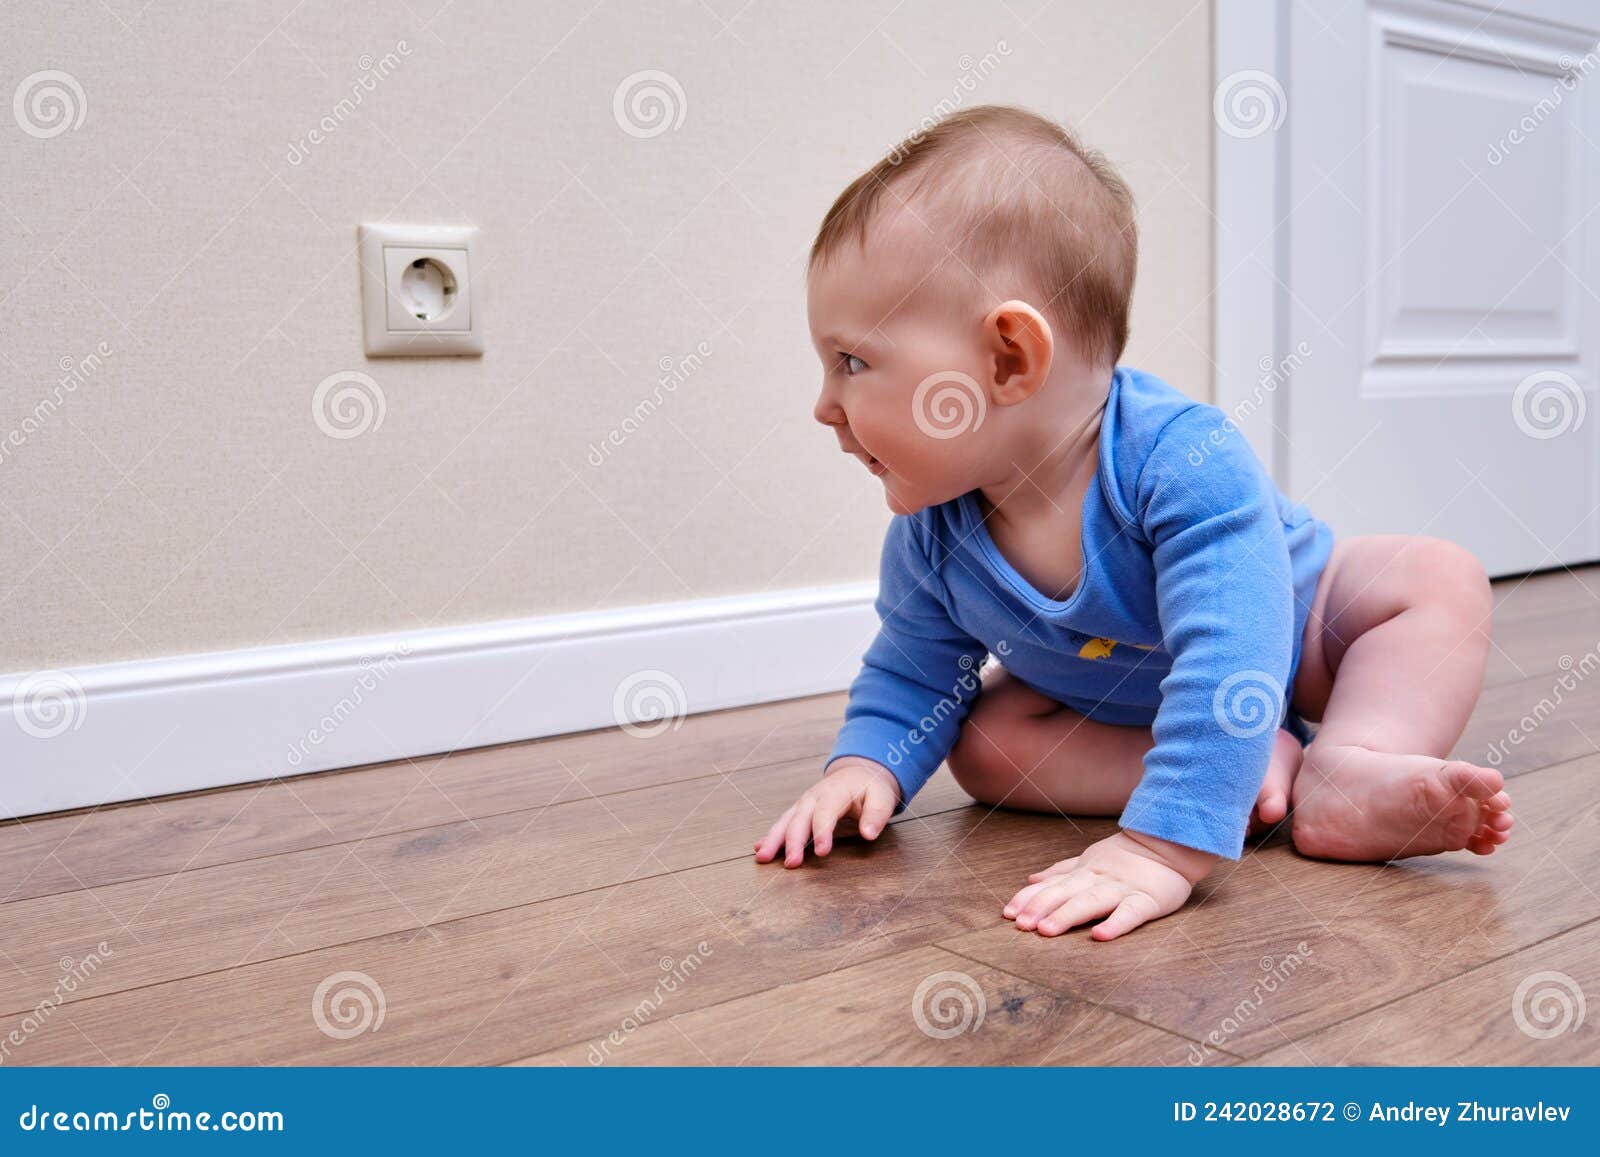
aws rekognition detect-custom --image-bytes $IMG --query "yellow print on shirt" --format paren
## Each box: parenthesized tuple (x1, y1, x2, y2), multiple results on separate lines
(1077, 637, 1157, 660)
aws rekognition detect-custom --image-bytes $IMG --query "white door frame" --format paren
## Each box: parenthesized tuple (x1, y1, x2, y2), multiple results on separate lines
(1212, 0, 1291, 485)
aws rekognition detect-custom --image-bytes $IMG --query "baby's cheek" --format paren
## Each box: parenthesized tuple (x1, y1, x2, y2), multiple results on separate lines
(914, 437, 979, 492)
(888, 429, 948, 479)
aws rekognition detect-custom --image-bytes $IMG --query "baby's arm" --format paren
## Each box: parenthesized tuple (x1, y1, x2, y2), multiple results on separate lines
(755, 515, 987, 867)
(1006, 405, 1294, 939)
(1121, 404, 1295, 858)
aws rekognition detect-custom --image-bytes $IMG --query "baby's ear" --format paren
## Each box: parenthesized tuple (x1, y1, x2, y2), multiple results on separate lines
(982, 300, 1053, 405)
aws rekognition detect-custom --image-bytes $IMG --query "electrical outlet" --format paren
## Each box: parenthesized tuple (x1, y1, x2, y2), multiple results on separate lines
(358, 223, 483, 356)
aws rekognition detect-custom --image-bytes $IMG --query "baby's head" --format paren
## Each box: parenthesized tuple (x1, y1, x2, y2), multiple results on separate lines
(807, 104, 1137, 514)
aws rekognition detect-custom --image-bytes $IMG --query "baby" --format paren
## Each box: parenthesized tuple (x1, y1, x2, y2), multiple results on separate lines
(752, 105, 1515, 941)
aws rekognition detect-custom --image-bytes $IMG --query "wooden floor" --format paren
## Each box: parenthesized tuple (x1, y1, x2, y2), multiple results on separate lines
(3, 567, 1599, 1067)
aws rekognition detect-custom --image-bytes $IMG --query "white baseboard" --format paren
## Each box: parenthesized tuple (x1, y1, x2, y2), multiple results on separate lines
(0, 583, 878, 820)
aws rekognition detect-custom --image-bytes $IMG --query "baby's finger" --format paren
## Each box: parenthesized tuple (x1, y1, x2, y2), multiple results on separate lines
(783, 799, 817, 868)
(1014, 876, 1089, 929)
(858, 782, 896, 840)
(754, 806, 795, 863)
(1037, 884, 1120, 936)
(1005, 873, 1079, 919)
(1091, 892, 1162, 941)
(1002, 879, 1051, 919)
(811, 796, 844, 856)
(1028, 856, 1080, 882)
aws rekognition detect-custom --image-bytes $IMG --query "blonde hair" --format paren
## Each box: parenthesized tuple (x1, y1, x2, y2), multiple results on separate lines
(808, 105, 1138, 368)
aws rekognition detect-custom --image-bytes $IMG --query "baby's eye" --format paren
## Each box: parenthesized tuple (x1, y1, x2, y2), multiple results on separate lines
(841, 353, 868, 375)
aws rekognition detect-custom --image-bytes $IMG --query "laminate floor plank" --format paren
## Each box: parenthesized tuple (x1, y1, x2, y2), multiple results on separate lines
(0, 693, 845, 905)
(0, 754, 973, 1018)
(1484, 604, 1600, 688)
(0, 808, 1045, 1065)
(1452, 666, 1600, 776)
(514, 944, 1219, 1067)
(1248, 918, 1600, 1065)
(1491, 566, 1600, 626)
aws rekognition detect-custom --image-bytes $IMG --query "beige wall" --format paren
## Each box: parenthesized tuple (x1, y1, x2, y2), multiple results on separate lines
(0, 1, 1212, 673)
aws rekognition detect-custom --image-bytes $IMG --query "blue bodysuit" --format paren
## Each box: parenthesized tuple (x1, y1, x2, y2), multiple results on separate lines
(826, 366, 1335, 859)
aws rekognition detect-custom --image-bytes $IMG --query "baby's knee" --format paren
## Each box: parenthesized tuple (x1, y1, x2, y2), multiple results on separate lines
(947, 668, 1062, 802)
(947, 687, 1033, 803)
(1408, 536, 1492, 620)
(947, 719, 1020, 804)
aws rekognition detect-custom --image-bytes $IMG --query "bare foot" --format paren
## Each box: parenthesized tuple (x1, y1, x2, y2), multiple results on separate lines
(1289, 743, 1514, 861)
(1246, 728, 1303, 839)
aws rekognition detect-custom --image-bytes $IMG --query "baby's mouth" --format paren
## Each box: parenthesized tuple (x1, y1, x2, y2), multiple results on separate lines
(843, 444, 887, 476)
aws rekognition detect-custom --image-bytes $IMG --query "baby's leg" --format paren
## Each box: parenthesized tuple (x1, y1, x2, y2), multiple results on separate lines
(1288, 535, 1514, 861)
(947, 667, 1301, 831)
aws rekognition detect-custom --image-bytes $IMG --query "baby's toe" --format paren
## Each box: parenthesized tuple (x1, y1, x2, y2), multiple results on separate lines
(1441, 760, 1503, 801)
(1465, 809, 1512, 854)
(1257, 791, 1288, 826)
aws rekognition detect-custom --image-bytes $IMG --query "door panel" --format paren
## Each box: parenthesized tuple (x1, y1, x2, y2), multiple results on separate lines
(1285, 0, 1600, 575)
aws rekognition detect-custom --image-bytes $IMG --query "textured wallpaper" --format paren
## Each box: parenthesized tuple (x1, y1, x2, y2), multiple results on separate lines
(0, 0, 1211, 672)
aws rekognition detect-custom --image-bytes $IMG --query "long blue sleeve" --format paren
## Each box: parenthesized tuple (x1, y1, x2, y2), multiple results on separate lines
(826, 516, 989, 808)
(1119, 406, 1295, 858)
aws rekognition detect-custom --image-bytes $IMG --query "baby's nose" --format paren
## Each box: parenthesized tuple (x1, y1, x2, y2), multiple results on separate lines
(813, 389, 844, 426)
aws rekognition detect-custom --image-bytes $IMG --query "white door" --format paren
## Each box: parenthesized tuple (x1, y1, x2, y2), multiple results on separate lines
(1221, 0, 1600, 577)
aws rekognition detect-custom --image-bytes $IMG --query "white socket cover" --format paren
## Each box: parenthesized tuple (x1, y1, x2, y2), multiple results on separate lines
(358, 223, 484, 356)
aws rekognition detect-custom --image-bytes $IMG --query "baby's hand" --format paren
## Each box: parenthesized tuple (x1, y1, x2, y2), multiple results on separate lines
(753, 758, 901, 868)
(1003, 830, 1217, 941)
